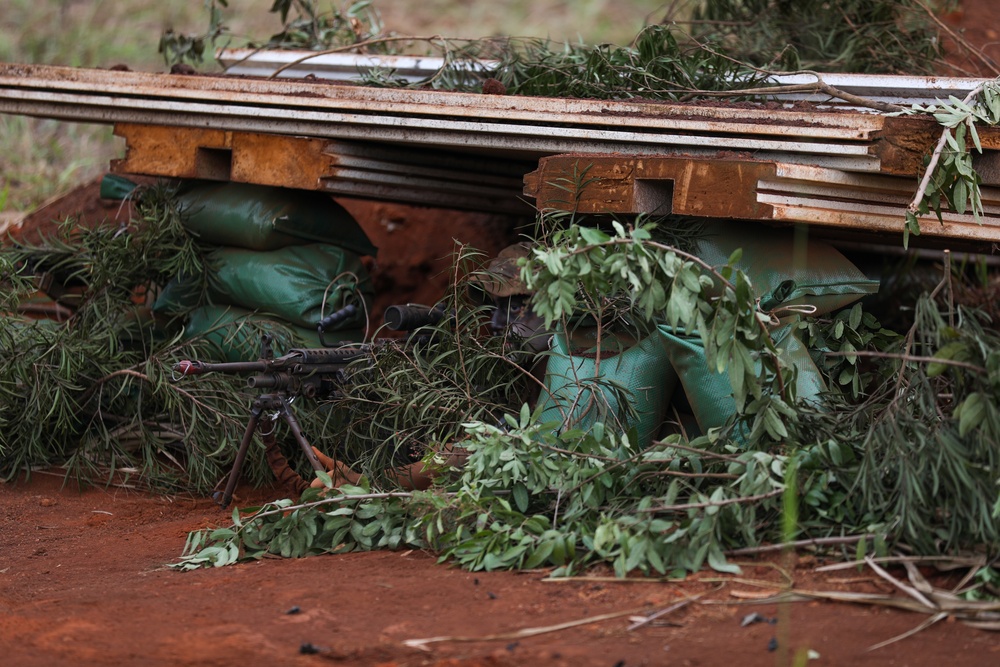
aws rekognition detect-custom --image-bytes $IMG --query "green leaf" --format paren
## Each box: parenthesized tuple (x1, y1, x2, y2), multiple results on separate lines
(512, 482, 530, 513)
(523, 540, 555, 569)
(579, 227, 610, 245)
(707, 545, 741, 574)
(957, 392, 986, 436)
(928, 342, 967, 377)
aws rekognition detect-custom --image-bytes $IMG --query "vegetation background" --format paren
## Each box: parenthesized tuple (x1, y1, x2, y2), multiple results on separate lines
(0, 0, 667, 216)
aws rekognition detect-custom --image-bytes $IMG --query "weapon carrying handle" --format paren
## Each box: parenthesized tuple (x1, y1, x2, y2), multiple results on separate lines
(317, 303, 358, 347)
(317, 303, 358, 333)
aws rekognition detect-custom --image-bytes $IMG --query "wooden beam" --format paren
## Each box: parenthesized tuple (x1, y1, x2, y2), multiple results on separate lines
(524, 154, 777, 218)
(524, 153, 1000, 248)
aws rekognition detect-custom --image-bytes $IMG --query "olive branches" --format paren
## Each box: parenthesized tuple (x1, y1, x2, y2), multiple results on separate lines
(902, 81, 1000, 247)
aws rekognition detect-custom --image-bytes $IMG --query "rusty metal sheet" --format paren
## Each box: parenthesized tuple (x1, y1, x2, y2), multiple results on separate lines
(0, 62, 888, 138)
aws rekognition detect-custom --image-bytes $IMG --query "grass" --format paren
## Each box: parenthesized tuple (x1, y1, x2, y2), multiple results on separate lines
(0, 0, 667, 213)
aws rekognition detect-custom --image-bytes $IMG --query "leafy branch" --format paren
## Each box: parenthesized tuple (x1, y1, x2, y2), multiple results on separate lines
(902, 81, 1000, 247)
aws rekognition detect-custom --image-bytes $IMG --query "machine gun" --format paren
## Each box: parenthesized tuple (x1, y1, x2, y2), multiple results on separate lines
(173, 303, 446, 507)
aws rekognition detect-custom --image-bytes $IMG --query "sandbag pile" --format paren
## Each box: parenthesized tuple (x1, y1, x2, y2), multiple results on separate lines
(538, 220, 880, 448)
(103, 176, 377, 361)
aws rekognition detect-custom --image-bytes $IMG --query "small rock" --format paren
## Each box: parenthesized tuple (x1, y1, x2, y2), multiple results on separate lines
(482, 78, 507, 95)
(285, 605, 301, 615)
(39, 498, 57, 507)
(767, 637, 778, 652)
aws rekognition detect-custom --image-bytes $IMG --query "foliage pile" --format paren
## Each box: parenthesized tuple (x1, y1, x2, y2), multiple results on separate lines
(0, 185, 325, 491)
(163, 1, 953, 100)
(175, 219, 1000, 576)
(685, 0, 949, 75)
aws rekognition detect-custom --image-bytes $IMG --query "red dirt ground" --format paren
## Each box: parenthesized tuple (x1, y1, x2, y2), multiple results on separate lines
(4, 2, 1000, 665)
(3, 474, 998, 667)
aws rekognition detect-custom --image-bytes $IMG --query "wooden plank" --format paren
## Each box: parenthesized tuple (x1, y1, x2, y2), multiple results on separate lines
(525, 154, 776, 218)
(525, 153, 1000, 246)
(114, 124, 338, 189)
(113, 124, 231, 179)
(112, 123, 533, 213)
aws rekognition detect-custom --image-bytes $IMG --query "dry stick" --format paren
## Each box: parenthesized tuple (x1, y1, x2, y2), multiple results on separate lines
(402, 605, 652, 650)
(912, 0, 1000, 77)
(638, 488, 783, 513)
(268, 35, 451, 78)
(243, 491, 417, 522)
(941, 249, 955, 329)
(864, 556, 939, 611)
(726, 533, 876, 557)
(822, 350, 987, 375)
(541, 575, 687, 584)
(867, 611, 949, 652)
(815, 555, 987, 573)
(627, 592, 704, 631)
(651, 439, 744, 463)
(692, 80, 905, 113)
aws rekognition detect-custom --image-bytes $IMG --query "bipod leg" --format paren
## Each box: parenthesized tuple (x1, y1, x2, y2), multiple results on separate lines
(216, 402, 264, 509)
(279, 401, 325, 473)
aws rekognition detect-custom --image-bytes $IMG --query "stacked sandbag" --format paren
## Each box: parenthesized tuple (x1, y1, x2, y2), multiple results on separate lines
(104, 177, 378, 360)
(537, 326, 677, 449)
(536, 220, 879, 448)
(658, 220, 879, 440)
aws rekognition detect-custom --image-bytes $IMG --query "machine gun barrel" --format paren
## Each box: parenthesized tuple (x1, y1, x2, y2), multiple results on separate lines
(173, 359, 269, 376)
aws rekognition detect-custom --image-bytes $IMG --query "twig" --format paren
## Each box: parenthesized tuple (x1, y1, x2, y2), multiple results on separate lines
(627, 592, 704, 631)
(867, 611, 949, 651)
(638, 488, 782, 513)
(726, 533, 876, 556)
(816, 555, 987, 573)
(243, 491, 419, 521)
(268, 35, 452, 78)
(943, 249, 955, 329)
(865, 556, 939, 610)
(648, 469, 739, 480)
(402, 605, 650, 650)
(691, 80, 906, 113)
(822, 350, 986, 375)
(541, 575, 687, 584)
(911, 0, 1000, 77)
(649, 439, 744, 463)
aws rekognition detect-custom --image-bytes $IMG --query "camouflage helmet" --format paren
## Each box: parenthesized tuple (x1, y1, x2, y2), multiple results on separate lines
(473, 242, 533, 298)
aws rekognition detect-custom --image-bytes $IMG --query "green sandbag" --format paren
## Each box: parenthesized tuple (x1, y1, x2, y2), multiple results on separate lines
(204, 243, 374, 329)
(537, 329, 677, 448)
(694, 221, 878, 316)
(658, 324, 825, 440)
(175, 181, 378, 257)
(152, 274, 204, 316)
(184, 305, 364, 363)
(99, 176, 378, 257)
(99, 173, 140, 200)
